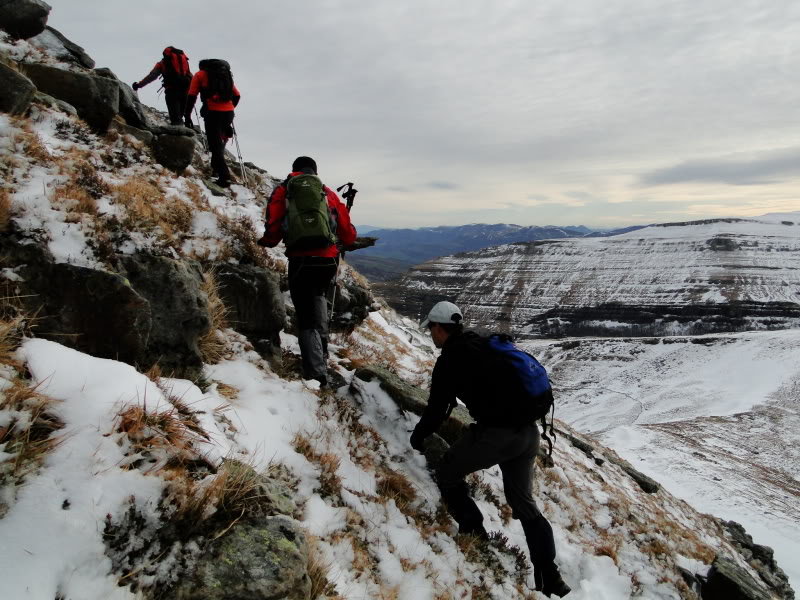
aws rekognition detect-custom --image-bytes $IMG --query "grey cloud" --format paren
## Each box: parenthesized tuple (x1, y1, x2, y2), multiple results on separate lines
(386, 185, 412, 193)
(641, 147, 800, 186)
(427, 181, 459, 190)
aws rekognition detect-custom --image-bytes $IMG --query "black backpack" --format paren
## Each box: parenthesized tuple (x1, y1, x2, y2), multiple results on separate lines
(198, 58, 234, 103)
(161, 47, 191, 88)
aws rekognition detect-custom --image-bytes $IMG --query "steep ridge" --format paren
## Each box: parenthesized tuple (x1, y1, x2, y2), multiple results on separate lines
(379, 217, 800, 338)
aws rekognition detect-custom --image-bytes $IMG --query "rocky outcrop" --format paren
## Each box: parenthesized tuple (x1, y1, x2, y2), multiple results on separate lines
(108, 116, 153, 145)
(0, 0, 51, 39)
(723, 521, 794, 600)
(0, 238, 151, 366)
(0, 61, 36, 115)
(216, 264, 285, 361)
(33, 91, 78, 116)
(93, 67, 150, 130)
(118, 254, 210, 377)
(330, 269, 377, 332)
(29, 26, 95, 68)
(173, 516, 311, 600)
(702, 556, 772, 600)
(21, 62, 119, 130)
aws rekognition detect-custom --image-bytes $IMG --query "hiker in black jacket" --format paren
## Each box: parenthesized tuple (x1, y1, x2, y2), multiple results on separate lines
(410, 301, 571, 598)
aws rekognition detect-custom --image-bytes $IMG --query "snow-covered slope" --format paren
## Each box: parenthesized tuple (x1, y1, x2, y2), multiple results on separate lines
(523, 330, 800, 592)
(380, 217, 800, 338)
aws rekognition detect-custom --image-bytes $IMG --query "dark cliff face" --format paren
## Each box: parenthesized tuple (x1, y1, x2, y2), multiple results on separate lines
(377, 218, 800, 337)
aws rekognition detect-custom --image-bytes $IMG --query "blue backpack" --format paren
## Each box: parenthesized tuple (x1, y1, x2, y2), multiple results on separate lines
(486, 333, 557, 454)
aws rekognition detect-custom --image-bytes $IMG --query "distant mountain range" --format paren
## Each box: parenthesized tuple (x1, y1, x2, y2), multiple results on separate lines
(347, 223, 644, 281)
(376, 215, 800, 338)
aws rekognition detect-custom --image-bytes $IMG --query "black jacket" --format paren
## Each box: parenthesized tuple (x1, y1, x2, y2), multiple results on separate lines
(413, 330, 523, 439)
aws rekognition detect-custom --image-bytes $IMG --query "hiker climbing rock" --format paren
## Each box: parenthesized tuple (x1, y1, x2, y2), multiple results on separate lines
(410, 301, 571, 598)
(133, 46, 193, 127)
(185, 58, 240, 188)
(258, 156, 357, 387)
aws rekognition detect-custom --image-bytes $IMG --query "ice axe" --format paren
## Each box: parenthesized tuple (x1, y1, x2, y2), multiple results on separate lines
(329, 182, 358, 322)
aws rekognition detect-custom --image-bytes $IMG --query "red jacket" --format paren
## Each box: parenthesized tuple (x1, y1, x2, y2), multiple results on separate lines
(262, 173, 357, 258)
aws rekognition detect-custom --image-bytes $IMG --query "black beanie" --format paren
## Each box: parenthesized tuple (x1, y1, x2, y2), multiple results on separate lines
(292, 156, 317, 174)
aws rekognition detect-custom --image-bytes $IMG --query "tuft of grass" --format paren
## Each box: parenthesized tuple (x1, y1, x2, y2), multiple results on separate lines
(292, 433, 342, 500)
(15, 127, 52, 163)
(198, 270, 229, 364)
(72, 160, 110, 199)
(113, 178, 163, 228)
(376, 466, 418, 513)
(306, 534, 340, 599)
(0, 188, 12, 231)
(216, 213, 270, 269)
(52, 183, 98, 217)
(0, 377, 65, 485)
(214, 381, 239, 402)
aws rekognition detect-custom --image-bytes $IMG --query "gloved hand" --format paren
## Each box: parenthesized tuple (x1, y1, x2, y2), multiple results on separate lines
(410, 429, 426, 453)
(132, 82, 140, 91)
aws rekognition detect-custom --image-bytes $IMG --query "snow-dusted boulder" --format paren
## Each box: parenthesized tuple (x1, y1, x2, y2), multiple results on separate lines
(0, 61, 35, 115)
(93, 67, 150, 130)
(0, 239, 152, 365)
(216, 264, 285, 361)
(0, 0, 51, 39)
(33, 91, 78, 116)
(151, 131, 196, 173)
(29, 25, 94, 68)
(173, 515, 311, 600)
(119, 254, 210, 377)
(21, 62, 119, 130)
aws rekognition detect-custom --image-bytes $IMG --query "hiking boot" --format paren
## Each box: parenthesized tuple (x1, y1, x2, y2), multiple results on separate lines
(535, 563, 571, 598)
(215, 178, 231, 189)
(458, 522, 489, 541)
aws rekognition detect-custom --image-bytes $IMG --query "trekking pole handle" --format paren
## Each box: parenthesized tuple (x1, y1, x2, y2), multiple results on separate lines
(336, 182, 358, 212)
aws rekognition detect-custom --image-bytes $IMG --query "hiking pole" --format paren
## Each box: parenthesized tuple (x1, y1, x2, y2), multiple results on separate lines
(329, 183, 359, 322)
(231, 124, 250, 190)
(193, 107, 208, 152)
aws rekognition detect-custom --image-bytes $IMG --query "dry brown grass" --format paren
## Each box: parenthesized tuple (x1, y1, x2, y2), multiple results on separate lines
(214, 381, 239, 401)
(113, 178, 163, 227)
(0, 377, 65, 484)
(376, 466, 418, 513)
(52, 183, 98, 217)
(293, 433, 342, 500)
(216, 213, 271, 269)
(198, 270, 230, 364)
(15, 127, 52, 163)
(116, 403, 198, 462)
(0, 188, 12, 231)
(184, 180, 209, 210)
(0, 316, 25, 369)
(306, 534, 341, 599)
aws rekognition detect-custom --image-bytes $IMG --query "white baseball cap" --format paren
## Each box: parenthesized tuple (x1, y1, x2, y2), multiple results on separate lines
(421, 301, 463, 329)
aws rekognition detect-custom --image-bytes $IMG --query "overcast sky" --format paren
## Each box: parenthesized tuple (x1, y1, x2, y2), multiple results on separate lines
(47, 0, 800, 228)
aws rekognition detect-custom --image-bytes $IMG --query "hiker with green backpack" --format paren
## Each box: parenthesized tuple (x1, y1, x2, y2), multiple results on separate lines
(258, 157, 357, 387)
(411, 301, 571, 598)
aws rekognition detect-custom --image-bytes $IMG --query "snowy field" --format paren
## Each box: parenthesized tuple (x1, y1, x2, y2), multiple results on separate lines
(525, 330, 800, 591)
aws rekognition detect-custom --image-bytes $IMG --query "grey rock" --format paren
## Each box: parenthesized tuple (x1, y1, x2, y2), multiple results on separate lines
(352, 365, 473, 445)
(702, 556, 772, 600)
(93, 67, 116, 80)
(108, 117, 153, 145)
(724, 521, 794, 599)
(29, 26, 94, 68)
(117, 82, 149, 129)
(21, 62, 119, 130)
(174, 516, 311, 600)
(0, 238, 151, 365)
(33, 91, 78, 116)
(0, 0, 51, 39)
(151, 124, 196, 137)
(119, 254, 210, 378)
(203, 179, 229, 197)
(223, 459, 297, 518)
(0, 61, 35, 115)
(330, 272, 375, 333)
(215, 264, 285, 362)
(151, 133, 196, 173)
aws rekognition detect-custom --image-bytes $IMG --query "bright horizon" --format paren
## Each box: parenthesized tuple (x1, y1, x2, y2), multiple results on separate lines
(44, 0, 800, 228)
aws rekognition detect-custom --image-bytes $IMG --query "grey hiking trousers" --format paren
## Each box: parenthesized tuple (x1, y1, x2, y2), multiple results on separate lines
(436, 422, 543, 528)
(288, 256, 337, 381)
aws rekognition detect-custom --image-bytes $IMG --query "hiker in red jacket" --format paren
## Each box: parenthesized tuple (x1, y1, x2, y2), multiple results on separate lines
(133, 47, 192, 127)
(258, 156, 357, 387)
(184, 59, 241, 188)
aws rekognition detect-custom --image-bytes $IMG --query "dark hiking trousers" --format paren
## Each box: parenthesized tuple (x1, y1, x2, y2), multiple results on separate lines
(436, 423, 556, 561)
(288, 256, 337, 381)
(203, 110, 234, 183)
(165, 85, 189, 126)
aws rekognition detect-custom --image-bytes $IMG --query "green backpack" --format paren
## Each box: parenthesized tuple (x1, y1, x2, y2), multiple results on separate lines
(283, 174, 338, 251)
